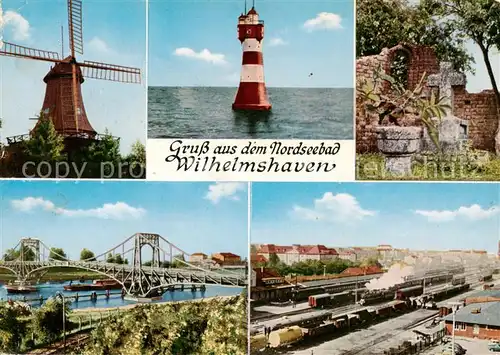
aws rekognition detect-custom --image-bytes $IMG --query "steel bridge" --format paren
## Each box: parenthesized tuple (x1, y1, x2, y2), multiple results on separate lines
(0, 234, 247, 297)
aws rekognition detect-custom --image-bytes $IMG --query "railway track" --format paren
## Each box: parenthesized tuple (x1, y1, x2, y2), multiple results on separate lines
(338, 312, 439, 355)
(252, 306, 315, 323)
(27, 333, 90, 354)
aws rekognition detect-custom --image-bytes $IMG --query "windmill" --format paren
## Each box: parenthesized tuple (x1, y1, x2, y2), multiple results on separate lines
(0, 0, 141, 144)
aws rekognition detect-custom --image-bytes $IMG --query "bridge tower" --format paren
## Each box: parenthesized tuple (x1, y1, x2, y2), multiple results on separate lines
(20, 238, 41, 262)
(19, 238, 42, 279)
(128, 233, 162, 296)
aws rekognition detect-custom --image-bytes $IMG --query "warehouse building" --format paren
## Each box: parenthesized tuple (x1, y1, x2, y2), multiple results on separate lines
(443, 302, 500, 340)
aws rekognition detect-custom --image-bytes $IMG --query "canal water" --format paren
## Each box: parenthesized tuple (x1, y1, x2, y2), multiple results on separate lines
(0, 281, 243, 309)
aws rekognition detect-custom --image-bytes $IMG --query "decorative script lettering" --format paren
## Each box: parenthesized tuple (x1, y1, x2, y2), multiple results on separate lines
(164, 140, 340, 173)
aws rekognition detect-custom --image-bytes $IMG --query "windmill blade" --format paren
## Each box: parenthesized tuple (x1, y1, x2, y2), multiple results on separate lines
(68, 0, 84, 56)
(71, 63, 80, 132)
(0, 42, 61, 63)
(80, 60, 141, 84)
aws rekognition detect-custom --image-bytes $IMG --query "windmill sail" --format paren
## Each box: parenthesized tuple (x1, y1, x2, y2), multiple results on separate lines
(68, 0, 84, 56)
(81, 61, 142, 84)
(0, 42, 60, 62)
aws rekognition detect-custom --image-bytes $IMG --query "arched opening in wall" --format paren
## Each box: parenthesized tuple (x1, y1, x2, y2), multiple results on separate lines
(390, 49, 411, 89)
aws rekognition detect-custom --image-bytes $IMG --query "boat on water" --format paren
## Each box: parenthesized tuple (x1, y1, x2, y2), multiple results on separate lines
(4, 281, 37, 294)
(64, 279, 122, 292)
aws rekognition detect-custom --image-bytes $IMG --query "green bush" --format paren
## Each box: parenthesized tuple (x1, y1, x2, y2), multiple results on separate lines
(83, 295, 247, 355)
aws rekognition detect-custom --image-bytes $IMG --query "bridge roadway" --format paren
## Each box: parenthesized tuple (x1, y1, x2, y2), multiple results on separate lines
(0, 260, 247, 289)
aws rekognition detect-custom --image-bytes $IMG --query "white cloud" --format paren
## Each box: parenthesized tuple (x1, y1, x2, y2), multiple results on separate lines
(205, 183, 246, 204)
(173, 47, 227, 65)
(87, 37, 111, 54)
(0, 10, 30, 41)
(303, 12, 342, 32)
(292, 192, 376, 222)
(268, 37, 288, 47)
(415, 204, 500, 222)
(11, 197, 146, 220)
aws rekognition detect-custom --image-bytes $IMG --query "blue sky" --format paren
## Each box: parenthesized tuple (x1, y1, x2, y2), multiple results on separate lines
(148, 0, 354, 88)
(0, 181, 248, 260)
(252, 183, 500, 253)
(0, 0, 146, 153)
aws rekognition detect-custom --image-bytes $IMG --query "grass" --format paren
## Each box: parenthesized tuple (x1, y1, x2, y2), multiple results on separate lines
(356, 153, 500, 181)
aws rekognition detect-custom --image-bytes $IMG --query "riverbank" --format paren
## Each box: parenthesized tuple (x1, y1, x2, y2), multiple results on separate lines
(0, 267, 101, 282)
(71, 294, 237, 314)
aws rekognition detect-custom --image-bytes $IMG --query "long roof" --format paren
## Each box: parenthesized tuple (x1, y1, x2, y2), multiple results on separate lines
(444, 302, 500, 327)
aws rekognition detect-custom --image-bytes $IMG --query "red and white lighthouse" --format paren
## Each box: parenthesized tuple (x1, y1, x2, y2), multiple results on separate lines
(232, 6, 271, 111)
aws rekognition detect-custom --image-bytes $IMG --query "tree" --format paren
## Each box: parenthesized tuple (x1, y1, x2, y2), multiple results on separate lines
(49, 248, 67, 261)
(114, 254, 124, 264)
(127, 140, 146, 166)
(80, 248, 96, 261)
(357, 0, 474, 73)
(106, 253, 126, 264)
(79, 129, 122, 178)
(124, 140, 146, 178)
(361, 257, 382, 269)
(3, 247, 35, 262)
(268, 253, 279, 266)
(22, 114, 66, 164)
(421, 0, 500, 153)
(0, 306, 26, 353)
(31, 298, 70, 344)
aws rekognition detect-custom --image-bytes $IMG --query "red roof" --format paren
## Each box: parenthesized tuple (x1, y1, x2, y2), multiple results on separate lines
(216, 252, 240, 258)
(257, 244, 293, 254)
(341, 266, 383, 276)
(251, 254, 267, 263)
(253, 267, 280, 279)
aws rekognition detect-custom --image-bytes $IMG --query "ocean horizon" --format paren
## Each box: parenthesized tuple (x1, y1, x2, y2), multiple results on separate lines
(148, 86, 354, 140)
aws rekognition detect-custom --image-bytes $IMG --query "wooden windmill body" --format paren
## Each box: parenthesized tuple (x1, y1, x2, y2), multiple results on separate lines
(0, 0, 141, 146)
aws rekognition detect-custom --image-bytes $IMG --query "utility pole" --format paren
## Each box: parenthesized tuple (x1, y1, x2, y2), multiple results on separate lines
(56, 292, 66, 353)
(449, 301, 461, 355)
(355, 275, 359, 304)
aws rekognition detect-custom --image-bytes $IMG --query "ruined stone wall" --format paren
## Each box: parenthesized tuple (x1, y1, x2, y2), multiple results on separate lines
(454, 88, 498, 151)
(356, 45, 499, 153)
(356, 45, 440, 153)
(356, 51, 388, 153)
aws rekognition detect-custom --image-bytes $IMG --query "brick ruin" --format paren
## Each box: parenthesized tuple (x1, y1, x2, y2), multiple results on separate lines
(356, 44, 498, 153)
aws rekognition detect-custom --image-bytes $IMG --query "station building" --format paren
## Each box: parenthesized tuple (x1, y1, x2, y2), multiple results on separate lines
(443, 301, 500, 340)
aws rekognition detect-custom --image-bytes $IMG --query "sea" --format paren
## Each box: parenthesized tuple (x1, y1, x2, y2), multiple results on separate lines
(148, 87, 353, 139)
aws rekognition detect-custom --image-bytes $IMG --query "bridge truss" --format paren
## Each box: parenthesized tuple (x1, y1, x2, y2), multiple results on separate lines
(0, 234, 247, 297)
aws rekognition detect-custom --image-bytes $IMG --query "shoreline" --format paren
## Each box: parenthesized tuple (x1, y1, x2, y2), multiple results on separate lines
(71, 294, 239, 314)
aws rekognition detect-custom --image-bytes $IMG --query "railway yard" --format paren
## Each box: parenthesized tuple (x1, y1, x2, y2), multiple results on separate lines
(250, 265, 499, 354)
